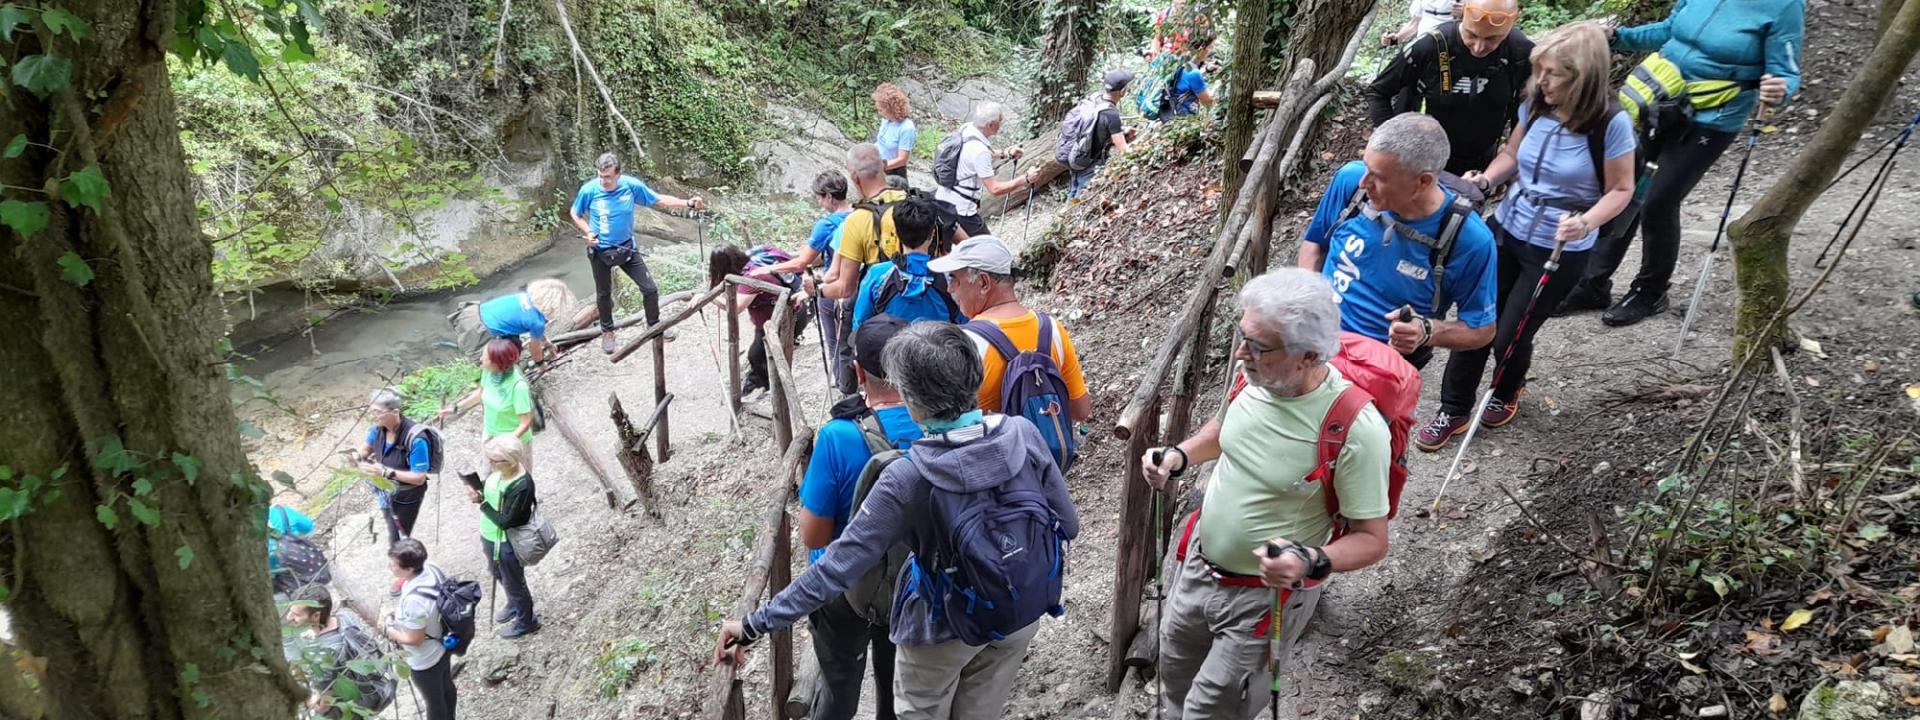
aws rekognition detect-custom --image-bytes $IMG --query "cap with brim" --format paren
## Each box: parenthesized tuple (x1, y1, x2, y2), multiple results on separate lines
(853, 314, 910, 380)
(927, 234, 1015, 276)
(1104, 69, 1135, 92)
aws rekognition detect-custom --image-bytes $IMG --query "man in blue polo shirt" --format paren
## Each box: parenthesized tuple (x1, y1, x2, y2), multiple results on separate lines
(1297, 113, 1497, 369)
(570, 152, 708, 355)
(793, 315, 921, 720)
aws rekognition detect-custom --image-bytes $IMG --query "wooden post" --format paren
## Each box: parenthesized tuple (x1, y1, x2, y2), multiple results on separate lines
(721, 681, 745, 720)
(1107, 395, 1161, 692)
(785, 652, 818, 718)
(610, 392, 671, 517)
(653, 336, 672, 462)
(771, 510, 794, 719)
(726, 285, 742, 417)
(770, 302, 794, 453)
(703, 436, 814, 720)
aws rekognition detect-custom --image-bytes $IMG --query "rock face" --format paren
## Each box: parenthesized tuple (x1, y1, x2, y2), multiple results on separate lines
(1798, 681, 1889, 720)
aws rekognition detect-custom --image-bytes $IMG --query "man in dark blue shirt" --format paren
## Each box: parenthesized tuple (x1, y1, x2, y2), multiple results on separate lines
(570, 152, 707, 354)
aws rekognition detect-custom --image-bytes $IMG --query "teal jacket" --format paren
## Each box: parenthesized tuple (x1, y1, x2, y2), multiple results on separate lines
(1614, 0, 1804, 133)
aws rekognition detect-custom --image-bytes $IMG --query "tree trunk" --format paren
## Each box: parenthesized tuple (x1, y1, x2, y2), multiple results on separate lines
(1727, 0, 1920, 360)
(1883, 0, 1908, 43)
(1221, 0, 1272, 201)
(1281, 0, 1377, 83)
(1027, 0, 1106, 134)
(0, 2, 302, 718)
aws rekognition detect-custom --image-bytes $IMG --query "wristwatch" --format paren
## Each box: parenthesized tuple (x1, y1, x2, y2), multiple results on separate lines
(1304, 546, 1333, 581)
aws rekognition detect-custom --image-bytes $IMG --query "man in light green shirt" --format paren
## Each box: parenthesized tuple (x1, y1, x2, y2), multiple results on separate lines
(1141, 268, 1394, 719)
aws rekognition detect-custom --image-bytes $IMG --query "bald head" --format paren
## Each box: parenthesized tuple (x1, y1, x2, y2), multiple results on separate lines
(1459, 0, 1519, 57)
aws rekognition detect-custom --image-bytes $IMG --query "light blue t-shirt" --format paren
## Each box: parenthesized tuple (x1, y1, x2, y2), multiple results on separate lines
(850, 254, 968, 329)
(809, 211, 850, 265)
(798, 406, 921, 564)
(570, 175, 660, 249)
(1171, 67, 1208, 116)
(478, 291, 551, 340)
(267, 505, 315, 573)
(1495, 104, 1637, 253)
(876, 119, 918, 165)
(1304, 161, 1500, 340)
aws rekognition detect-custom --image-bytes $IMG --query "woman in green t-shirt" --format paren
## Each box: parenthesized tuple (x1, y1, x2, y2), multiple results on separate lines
(470, 434, 540, 638)
(479, 338, 536, 469)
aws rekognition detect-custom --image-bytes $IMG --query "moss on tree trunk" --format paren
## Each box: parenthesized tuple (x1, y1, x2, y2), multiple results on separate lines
(1221, 0, 1272, 202)
(1029, 0, 1106, 134)
(1726, 0, 1920, 361)
(0, 1, 302, 717)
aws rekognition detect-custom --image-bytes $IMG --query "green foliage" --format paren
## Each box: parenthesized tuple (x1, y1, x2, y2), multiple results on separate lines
(1626, 478, 1819, 605)
(0, 198, 49, 237)
(396, 359, 480, 418)
(10, 53, 69, 96)
(57, 165, 107, 213)
(596, 637, 661, 698)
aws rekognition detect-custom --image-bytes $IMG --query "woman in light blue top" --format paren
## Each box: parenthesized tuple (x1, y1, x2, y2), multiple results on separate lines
(1419, 23, 1637, 451)
(872, 83, 917, 180)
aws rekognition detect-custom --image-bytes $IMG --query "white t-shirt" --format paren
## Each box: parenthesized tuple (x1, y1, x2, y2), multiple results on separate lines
(934, 123, 996, 217)
(394, 564, 448, 670)
(1410, 0, 1456, 34)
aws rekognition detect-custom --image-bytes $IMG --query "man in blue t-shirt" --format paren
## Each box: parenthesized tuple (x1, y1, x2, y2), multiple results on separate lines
(569, 152, 708, 355)
(794, 315, 919, 720)
(1146, 35, 1218, 120)
(1297, 113, 1498, 369)
(449, 278, 577, 363)
(850, 196, 967, 329)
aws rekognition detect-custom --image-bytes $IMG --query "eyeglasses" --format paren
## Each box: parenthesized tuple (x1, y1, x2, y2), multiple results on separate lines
(1462, 5, 1519, 27)
(1241, 335, 1279, 361)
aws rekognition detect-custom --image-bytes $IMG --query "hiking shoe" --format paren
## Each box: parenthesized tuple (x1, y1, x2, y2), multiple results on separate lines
(1413, 413, 1470, 452)
(390, 577, 405, 597)
(1481, 395, 1521, 428)
(1601, 291, 1669, 327)
(1553, 284, 1610, 317)
(600, 331, 617, 354)
(494, 607, 519, 625)
(498, 621, 539, 639)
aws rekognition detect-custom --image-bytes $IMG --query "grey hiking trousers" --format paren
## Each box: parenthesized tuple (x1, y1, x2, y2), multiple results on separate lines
(1159, 526, 1323, 720)
(892, 620, 1039, 720)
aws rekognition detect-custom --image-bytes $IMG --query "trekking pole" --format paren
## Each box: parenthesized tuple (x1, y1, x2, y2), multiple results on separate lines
(1263, 542, 1289, 720)
(1431, 210, 1564, 514)
(807, 269, 833, 383)
(1814, 109, 1920, 269)
(1673, 114, 1765, 355)
(1148, 449, 1172, 720)
(1022, 183, 1034, 247)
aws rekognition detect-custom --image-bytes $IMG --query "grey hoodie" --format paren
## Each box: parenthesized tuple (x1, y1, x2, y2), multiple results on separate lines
(746, 414, 1080, 646)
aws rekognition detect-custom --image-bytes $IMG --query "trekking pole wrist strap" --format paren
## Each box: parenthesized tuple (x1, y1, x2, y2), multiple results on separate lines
(737, 616, 765, 647)
(1306, 546, 1332, 581)
(1417, 317, 1434, 348)
(1166, 446, 1190, 477)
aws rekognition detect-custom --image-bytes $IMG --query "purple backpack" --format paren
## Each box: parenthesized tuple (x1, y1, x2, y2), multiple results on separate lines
(906, 417, 1067, 646)
(965, 313, 1080, 472)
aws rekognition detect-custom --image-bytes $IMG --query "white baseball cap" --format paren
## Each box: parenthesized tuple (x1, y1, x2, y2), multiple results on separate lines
(927, 235, 1015, 276)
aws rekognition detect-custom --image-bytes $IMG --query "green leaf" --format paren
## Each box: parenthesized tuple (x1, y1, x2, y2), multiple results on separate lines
(58, 165, 108, 213)
(0, 5, 30, 42)
(175, 544, 194, 569)
(1859, 524, 1890, 542)
(131, 477, 152, 496)
(194, 25, 223, 54)
(220, 39, 260, 80)
(270, 470, 296, 488)
(1545, 591, 1566, 606)
(1656, 473, 1683, 493)
(56, 251, 92, 286)
(3, 133, 25, 158)
(180, 663, 200, 684)
(0, 198, 49, 236)
(40, 8, 90, 39)
(128, 499, 159, 526)
(92, 435, 135, 474)
(10, 54, 71, 97)
(95, 503, 117, 530)
(171, 453, 201, 485)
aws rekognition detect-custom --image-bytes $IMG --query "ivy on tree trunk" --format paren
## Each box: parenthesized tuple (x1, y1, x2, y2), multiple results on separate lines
(1726, 0, 1920, 360)
(1028, 0, 1106, 134)
(0, 1, 303, 717)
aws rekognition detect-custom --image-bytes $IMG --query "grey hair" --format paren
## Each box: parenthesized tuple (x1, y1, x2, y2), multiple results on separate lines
(596, 152, 620, 171)
(369, 387, 406, 411)
(882, 323, 984, 422)
(846, 144, 885, 181)
(969, 101, 1006, 128)
(1367, 113, 1451, 177)
(1238, 268, 1342, 361)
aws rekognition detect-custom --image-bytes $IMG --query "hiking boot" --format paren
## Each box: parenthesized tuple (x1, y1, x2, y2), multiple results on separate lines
(1481, 395, 1521, 428)
(739, 380, 766, 401)
(390, 577, 405, 597)
(1601, 291, 1669, 327)
(1414, 412, 1470, 452)
(494, 607, 519, 625)
(600, 331, 617, 354)
(497, 620, 539, 639)
(1553, 284, 1610, 317)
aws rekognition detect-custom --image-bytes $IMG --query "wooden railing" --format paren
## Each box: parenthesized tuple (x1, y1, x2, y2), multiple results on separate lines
(1102, 11, 1377, 694)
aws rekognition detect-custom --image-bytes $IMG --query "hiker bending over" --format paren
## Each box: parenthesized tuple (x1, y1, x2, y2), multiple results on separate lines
(1141, 269, 1392, 720)
(378, 539, 457, 720)
(472, 435, 542, 639)
(284, 584, 396, 719)
(718, 323, 1080, 720)
(1062, 69, 1136, 199)
(709, 244, 810, 399)
(933, 102, 1038, 239)
(1366, 0, 1532, 175)
(571, 152, 706, 354)
(355, 389, 436, 565)
(932, 235, 1093, 425)
(1420, 23, 1636, 451)
(1297, 113, 1498, 369)
(758, 171, 856, 391)
(793, 315, 924, 720)
(873, 83, 918, 181)
(851, 196, 969, 328)
(1562, 0, 1801, 325)
(447, 278, 577, 364)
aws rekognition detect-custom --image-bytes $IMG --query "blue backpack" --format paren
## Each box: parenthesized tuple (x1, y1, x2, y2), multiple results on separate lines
(907, 418, 1067, 646)
(965, 314, 1080, 472)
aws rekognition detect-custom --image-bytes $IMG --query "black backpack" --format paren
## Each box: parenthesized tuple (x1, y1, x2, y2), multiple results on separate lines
(1333, 188, 1477, 313)
(851, 190, 955, 265)
(408, 572, 482, 656)
(842, 414, 910, 622)
(931, 131, 985, 204)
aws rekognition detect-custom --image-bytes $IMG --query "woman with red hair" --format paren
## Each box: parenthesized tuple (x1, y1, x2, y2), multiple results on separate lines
(871, 83, 916, 181)
(480, 338, 536, 469)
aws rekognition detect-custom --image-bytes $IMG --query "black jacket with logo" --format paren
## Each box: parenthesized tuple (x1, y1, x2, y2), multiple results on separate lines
(1366, 23, 1534, 172)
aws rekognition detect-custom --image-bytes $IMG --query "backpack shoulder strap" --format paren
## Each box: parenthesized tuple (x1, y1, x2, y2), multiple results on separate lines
(1428, 28, 1452, 90)
(1428, 196, 1473, 311)
(1034, 312, 1055, 359)
(856, 413, 894, 454)
(1310, 386, 1375, 521)
(1335, 186, 1369, 226)
(929, 273, 966, 323)
(963, 319, 1020, 362)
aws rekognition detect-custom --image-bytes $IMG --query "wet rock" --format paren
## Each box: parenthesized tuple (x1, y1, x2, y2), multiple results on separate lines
(1798, 680, 1888, 720)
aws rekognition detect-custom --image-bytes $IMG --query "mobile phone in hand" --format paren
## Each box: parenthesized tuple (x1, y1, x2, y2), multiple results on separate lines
(460, 472, 482, 491)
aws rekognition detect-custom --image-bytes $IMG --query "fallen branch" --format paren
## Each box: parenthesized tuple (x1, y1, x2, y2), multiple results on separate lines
(551, 0, 647, 163)
(1769, 347, 1810, 500)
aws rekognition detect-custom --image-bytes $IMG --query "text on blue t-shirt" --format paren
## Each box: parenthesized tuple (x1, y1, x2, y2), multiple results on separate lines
(570, 175, 660, 249)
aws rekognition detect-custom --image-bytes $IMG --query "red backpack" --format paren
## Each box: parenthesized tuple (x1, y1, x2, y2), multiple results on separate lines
(1230, 332, 1419, 536)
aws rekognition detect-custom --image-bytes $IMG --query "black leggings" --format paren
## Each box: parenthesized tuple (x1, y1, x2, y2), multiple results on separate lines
(485, 538, 535, 628)
(383, 486, 425, 544)
(1439, 227, 1590, 414)
(589, 246, 661, 330)
(746, 308, 811, 392)
(1581, 125, 1736, 297)
(410, 651, 457, 720)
